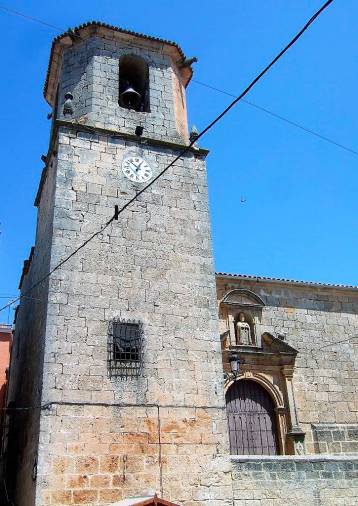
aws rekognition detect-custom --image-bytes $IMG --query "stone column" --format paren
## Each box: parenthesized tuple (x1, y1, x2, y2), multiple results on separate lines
(275, 406, 289, 455)
(228, 313, 236, 346)
(281, 365, 306, 454)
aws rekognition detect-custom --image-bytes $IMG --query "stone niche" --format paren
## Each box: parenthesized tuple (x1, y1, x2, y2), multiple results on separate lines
(220, 288, 266, 348)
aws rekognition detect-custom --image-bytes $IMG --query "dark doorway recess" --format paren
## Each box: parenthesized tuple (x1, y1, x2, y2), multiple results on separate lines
(226, 379, 279, 455)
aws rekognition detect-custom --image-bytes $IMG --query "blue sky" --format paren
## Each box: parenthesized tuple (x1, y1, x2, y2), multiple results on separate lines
(0, 0, 357, 321)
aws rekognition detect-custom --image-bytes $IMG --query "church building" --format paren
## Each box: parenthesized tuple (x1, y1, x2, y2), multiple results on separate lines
(2, 22, 358, 506)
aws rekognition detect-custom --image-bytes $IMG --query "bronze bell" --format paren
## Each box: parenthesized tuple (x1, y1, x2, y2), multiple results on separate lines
(119, 85, 141, 110)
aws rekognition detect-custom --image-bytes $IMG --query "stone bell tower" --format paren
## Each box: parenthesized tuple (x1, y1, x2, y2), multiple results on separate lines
(6, 23, 230, 506)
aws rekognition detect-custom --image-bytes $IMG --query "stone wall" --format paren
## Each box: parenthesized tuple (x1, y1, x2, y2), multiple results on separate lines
(30, 126, 229, 505)
(312, 424, 358, 455)
(6, 24, 231, 505)
(37, 404, 231, 505)
(216, 276, 358, 455)
(5, 154, 58, 504)
(231, 456, 358, 506)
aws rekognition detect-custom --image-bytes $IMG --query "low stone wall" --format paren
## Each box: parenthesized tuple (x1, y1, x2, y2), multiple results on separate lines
(231, 455, 358, 506)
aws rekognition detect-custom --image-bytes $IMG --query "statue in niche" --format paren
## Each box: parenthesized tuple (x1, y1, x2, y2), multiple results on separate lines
(235, 313, 253, 345)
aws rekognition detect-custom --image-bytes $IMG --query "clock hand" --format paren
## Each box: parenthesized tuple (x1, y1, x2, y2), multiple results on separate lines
(133, 160, 143, 173)
(129, 161, 139, 173)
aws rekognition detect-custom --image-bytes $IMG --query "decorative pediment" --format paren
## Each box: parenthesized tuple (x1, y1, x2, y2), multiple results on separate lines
(221, 289, 265, 308)
(261, 332, 298, 356)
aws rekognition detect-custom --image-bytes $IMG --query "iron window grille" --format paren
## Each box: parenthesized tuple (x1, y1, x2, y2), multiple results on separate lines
(108, 318, 143, 378)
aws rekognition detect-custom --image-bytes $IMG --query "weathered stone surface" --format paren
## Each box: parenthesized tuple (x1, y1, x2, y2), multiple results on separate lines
(231, 456, 358, 506)
(57, 36, 188, 144)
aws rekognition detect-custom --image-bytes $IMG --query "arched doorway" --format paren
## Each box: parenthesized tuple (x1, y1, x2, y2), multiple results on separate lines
(226, 379, 279, 455)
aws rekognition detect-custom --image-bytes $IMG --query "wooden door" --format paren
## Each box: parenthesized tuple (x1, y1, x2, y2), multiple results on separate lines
(226, 379, 278, 455)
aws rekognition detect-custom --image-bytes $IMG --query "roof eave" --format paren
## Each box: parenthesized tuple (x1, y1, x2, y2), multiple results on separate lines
(44, 22, 192, 106)
(0, 325, 12, 334)
(216, 273, 358, 292)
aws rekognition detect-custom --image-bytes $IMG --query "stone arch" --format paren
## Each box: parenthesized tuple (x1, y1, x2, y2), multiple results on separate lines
(118, 54, 150, 112)
(225, 371, 284, 408)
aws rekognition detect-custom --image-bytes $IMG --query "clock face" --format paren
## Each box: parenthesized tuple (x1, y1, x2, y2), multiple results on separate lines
(122, 156, 153, 183)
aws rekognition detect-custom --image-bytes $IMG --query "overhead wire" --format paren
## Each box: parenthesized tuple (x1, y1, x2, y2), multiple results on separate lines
(192, 79, 358, 157)
(0, 1, 354, 452)
(0, 4, 65, 32)
(316, 335, 357, 350)
(2, 0, 351, 158)
(1, 333, 356, 411)
(0, 0, 335, 316)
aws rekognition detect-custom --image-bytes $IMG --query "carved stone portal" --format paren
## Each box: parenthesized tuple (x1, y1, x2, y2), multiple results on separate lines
(222, 330, 305, 455)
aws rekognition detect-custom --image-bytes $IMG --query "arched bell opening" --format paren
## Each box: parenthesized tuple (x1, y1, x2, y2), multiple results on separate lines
(118, 54, 150, 112)
(225, 379, 281, 455)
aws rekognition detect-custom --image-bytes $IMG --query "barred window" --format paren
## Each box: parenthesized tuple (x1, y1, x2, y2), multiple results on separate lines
(108, 319, 143, 378)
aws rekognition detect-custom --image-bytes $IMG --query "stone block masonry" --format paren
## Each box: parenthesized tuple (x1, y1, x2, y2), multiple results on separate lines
(7, 21, 231, 503)
(36, 404, 232, 505)
(312, 424, 358, 455)
(58, 35, 188, 144)
(27, 125, 231, 505)
(4, 153, 59, 505)
(232, 456, 358, 506)
(43, 127, 222, 408)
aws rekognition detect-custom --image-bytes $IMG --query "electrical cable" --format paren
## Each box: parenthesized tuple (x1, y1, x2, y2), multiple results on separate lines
(0, 328, 356, 414)
(316, 335, 357, 350)
(192, 79, 358, 157)
(0, 4, 65, 32)
(2, 0, 349, 158)
(0, 295, 42, 301)
(0, 0, 334, 316)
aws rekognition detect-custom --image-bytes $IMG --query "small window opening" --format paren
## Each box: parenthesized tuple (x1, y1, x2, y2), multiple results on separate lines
(118, 55, 150, 112)
(108, 319, 143, 378)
